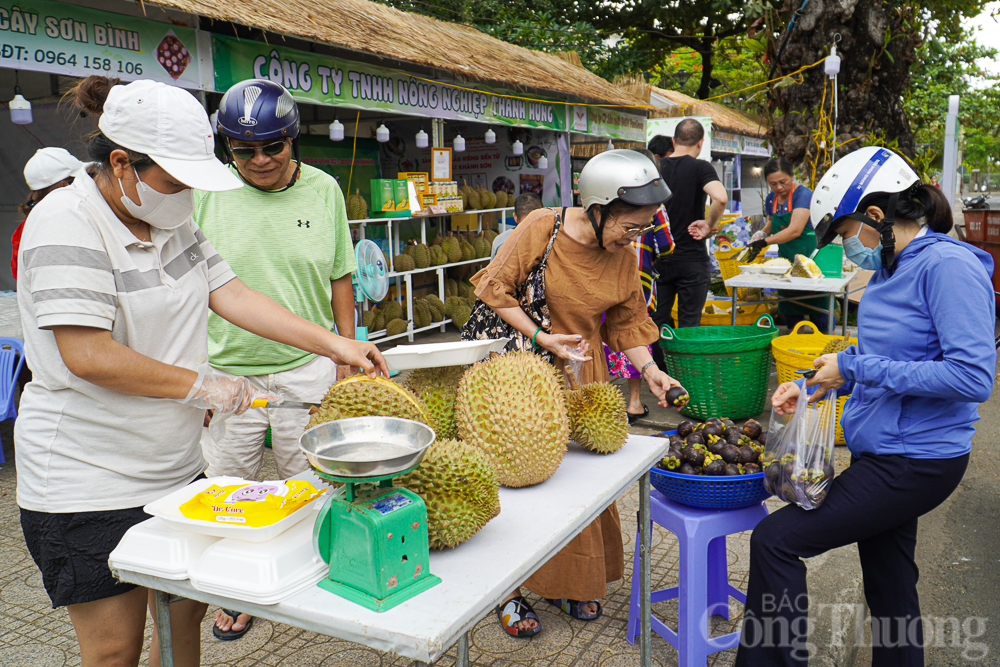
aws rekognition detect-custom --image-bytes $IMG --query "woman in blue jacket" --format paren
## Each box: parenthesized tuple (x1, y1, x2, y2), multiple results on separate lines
(735, 147, 996, 667)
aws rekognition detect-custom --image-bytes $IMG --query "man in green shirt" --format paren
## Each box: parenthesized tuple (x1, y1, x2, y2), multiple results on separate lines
(195, 79, 356, 640)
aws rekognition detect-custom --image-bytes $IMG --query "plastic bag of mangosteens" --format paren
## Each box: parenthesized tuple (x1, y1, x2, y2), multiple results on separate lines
(761, 386, 837, 510)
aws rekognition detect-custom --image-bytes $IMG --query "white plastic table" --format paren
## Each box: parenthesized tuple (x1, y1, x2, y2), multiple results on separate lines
(723, 271, 857, 335)
(113, 435, 667, 667)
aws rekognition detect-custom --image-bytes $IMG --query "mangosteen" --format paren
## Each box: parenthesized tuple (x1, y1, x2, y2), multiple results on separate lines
(681, 446, 705, 468)
(780, 481, 800, 503)
(707, 439, 725, 456)
(783, 461, 797, 481)
(760, 451, 777, 466)
(678, 462, 698, 476)
(668, 434, 685, 448)
(661, 447, 682, 470)
(823, 463, 836, 480)
(724, 463, 742, 476)
(702, 423, 723, 438)
(685, 432, 706, 446)
(742, 419, 763, 440)
(743, 462, 762, 474)
(720, 445, 741, 464)
(738, 445, 759, 464)
(665, 386, 690, 408)
(721, 418, 736, 429)
(758, 432, 767, 446)
(704, 460, 726, 476)
(677, 421, 695, 437)
(725, 431, 742, 446)
(765, 462, 782, 485)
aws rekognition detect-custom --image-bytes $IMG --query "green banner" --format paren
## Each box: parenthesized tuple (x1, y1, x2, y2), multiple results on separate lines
(211, 34, 565, 132)
(0, 0, 202, 87)
(570, 104, 647, 142)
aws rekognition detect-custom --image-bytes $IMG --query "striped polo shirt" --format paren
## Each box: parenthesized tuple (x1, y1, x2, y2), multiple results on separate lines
(15, 171, 236, 513)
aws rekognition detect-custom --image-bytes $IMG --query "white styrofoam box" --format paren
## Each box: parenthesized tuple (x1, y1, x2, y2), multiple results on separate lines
(108, 517, 220, 580)
(143, 472, 328, 543)
(382, 339, 510, 371)
(188, 508, 326, 605)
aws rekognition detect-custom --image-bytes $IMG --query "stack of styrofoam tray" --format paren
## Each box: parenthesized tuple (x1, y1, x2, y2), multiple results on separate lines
(109, 518, 220, 580)
(188, 506, 327, 604)
(143, 472, 327, 542)
(382, 338, 510, 370)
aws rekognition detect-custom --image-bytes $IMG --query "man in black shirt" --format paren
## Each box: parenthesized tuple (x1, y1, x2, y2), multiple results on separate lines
(652, 119, 728, 367)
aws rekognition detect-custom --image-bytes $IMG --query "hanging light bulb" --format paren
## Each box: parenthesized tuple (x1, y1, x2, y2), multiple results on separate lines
(415, 128, 428, 148)
(9, 86, 32, 125)
(376, 123, 390, 142)
(209, 111, 219, 135)
(538, 154, 548, 170)
(329, 118, 345, 141)
(607, 139, 614, 151)
(453, 134, 466, 152)
(512, 139, 524, 156)
(824, 45, 841, 78)
(484, 127, 496, 144)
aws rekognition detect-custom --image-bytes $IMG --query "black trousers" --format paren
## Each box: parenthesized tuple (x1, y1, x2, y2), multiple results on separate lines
(651, 258, 710, 370)
(735, 452, 968, 667)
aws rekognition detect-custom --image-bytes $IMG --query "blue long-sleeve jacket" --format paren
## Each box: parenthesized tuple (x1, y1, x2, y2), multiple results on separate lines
(836, 232, 996, 458)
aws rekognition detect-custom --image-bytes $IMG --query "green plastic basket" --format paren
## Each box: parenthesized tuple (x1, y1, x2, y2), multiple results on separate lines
(659, 315, 778, 420)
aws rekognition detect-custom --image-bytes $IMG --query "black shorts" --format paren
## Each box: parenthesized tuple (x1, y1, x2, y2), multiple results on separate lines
(20, 474, 206, 608)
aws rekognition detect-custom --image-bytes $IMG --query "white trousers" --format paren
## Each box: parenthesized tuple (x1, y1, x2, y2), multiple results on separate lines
(201, 356, 336, 480)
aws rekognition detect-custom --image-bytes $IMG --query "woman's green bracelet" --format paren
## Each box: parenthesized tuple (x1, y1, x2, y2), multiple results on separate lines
(531, 326, 542, 348)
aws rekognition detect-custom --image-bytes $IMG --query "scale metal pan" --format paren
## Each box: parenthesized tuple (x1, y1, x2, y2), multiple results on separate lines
(298, 417, 436, 478)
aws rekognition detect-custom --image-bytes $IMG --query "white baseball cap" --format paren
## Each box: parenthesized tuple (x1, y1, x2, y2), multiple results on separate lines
(23, 147, 85, 190)
(98, 80, 242, 192)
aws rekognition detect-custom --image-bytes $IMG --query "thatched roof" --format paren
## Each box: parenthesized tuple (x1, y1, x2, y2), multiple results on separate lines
(616, 76, 767, 138)
(143, 0, 645, 108)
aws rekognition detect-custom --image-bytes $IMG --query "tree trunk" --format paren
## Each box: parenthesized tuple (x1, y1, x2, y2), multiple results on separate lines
(696, 35, 715, 100)
(767, 0, 919, 182)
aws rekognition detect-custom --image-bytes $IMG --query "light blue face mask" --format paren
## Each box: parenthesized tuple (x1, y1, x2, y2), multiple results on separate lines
(843, 234, 882, 271)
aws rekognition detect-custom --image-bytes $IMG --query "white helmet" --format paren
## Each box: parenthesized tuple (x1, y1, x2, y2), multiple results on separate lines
(578, 149, 671, 248)
(812, 146, 919, 248)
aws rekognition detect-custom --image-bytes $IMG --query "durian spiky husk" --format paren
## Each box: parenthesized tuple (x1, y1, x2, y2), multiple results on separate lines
(404, 365, 464, 440)
(786, 254, 823, 279)
(306, 375, 428, 430)
(564, 371, 629, 454)
(396, 439, 500, 549)
(456, 351, 569, 487)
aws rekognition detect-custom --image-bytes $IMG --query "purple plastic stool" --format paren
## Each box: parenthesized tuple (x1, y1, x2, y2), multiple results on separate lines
(627, 489, 768, 666)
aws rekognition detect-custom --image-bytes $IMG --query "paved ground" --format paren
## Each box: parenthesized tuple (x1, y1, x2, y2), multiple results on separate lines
(0, 320, 996, 666)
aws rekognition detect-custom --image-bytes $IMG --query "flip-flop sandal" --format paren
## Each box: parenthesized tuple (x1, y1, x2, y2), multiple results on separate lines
(547, 598, 603, 621)
(495, 596, 542, 638)
(212, 609, 253, 641)
(627, 405, 649, 425)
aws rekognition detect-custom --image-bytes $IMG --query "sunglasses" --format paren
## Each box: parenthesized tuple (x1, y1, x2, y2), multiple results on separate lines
(229, 140, 288, 160)
(620, 222, 656, 239)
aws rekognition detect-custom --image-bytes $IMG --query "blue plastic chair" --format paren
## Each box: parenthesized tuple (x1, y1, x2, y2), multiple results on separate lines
(627, 489, 769, 666)
(0, 337, 26, 464)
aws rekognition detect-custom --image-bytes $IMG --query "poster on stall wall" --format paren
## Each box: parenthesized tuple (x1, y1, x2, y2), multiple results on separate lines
(298, 135, 381, 216)
(0, 0, 203, 88)
(385, 121, 564, 207)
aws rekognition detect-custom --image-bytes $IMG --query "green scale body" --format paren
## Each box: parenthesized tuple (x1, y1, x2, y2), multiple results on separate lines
(313, 471, 441, 612)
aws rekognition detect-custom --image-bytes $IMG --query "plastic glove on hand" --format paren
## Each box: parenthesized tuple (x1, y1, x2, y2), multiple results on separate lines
(746, 238, 768, 261)
(183, 372, 281, 415)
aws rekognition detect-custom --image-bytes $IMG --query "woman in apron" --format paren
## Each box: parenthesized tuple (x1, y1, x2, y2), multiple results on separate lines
(750, 157, 828, 331)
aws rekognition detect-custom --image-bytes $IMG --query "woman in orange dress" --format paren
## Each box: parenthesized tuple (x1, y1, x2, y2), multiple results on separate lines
(472, 150, 683, 637)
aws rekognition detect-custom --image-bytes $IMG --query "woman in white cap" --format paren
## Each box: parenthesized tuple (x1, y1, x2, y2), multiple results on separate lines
(15, 76, 388, 667)
(12, 147, 86, 279)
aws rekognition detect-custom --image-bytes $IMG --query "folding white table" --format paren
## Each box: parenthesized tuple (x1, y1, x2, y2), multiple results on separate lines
(112, 435, 668, 666)
(723, 271, 857, 335)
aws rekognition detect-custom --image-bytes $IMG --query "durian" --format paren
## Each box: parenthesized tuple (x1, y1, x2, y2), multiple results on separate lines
(430, 245, 448, 266)
(473, 234, 491, 258)
(466, 187, 482, 211)
(392, 253, 415, 273)
(386, 318, 409, 337)
(821, 332, 852, 355)
(404, 365, 464, 440)
(459, 239, 476, 262)
(346, 189, 368, 220)
(456, 351, 569, 487)
(442, 235, 463, 263)
(426, 293, 446, 312)
(563, 368, 629, 454)
(480, 187, 497, 210)
(494, 190, 508, 209)
(362, 308, 377, 329)
(451, 302, 472, 328)
(411, 243, 431, 269)
(395, 439, 500, 549)
(786, 254, 823, 279)
(444, 278, 458, 298)
(382, 300, 403, 322)
(372, 311, 386, 332)
(413, 299, 432, 329)
(428, 301, 445, 322)
(306, 375, 428, 430)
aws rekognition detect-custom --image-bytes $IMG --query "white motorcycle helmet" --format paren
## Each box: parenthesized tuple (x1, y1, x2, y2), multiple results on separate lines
(578, 149, 672, 248)
(811, 146, 919, 270)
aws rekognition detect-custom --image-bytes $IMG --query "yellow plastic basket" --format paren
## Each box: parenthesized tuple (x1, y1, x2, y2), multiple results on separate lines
(715, 240, 765, 297)
(771, 320, 857, 445)
(673, 299, 771, 327)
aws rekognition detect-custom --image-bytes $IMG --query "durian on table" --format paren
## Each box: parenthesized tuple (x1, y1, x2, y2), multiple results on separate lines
(563, 367, 629, 454)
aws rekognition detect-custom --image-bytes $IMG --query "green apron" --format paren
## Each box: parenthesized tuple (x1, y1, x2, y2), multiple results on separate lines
(770, 187, 823, 317)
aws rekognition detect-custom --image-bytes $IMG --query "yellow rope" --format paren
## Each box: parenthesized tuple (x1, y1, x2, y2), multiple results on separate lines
(383, 57, 827, 111)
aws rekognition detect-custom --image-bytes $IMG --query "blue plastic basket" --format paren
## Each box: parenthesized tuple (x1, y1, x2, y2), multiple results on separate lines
(649, 466, 771, 510)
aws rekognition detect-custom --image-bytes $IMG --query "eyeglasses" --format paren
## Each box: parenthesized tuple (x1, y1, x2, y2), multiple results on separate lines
(229, 140, 288, 160)
(620, 222, 656, 239)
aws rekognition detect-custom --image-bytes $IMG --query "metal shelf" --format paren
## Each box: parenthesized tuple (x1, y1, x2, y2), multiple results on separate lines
(385, 257, 488, 279)
(368, 319, 455, 342)
(348, 206, 513, 225)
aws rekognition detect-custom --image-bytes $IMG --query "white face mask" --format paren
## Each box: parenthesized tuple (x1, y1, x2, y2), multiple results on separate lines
(118, 167, 193, 230)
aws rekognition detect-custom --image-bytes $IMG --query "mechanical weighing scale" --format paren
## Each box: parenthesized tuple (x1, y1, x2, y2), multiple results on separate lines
(298, 416, 441, 612)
